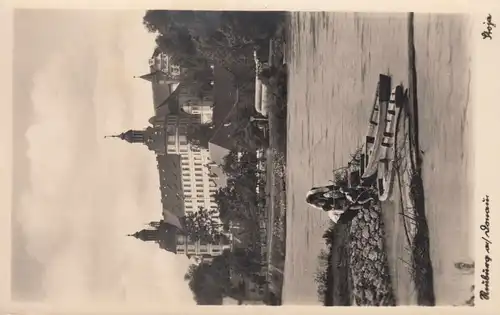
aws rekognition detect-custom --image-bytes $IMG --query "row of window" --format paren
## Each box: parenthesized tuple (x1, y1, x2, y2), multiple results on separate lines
(184, 190, 215, 196)
(176, 247, 221, 254)
(185, 204, 218, 210)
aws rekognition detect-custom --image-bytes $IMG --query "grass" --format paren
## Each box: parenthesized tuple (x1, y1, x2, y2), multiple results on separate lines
(314, 153, 363, 306)
(315, 222, 353, 306)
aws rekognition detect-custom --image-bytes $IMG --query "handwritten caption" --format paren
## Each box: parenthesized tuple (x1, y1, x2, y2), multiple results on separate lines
(480, 195, 491, 300)
(482, 14, 496, 40)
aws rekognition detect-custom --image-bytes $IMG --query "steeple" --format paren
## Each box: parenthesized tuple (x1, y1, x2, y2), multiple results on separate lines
(128, 229, 159, 242)
(104, 129, 146, 144)
(134, 71, 180, 85)
(134, 71, 160, 83)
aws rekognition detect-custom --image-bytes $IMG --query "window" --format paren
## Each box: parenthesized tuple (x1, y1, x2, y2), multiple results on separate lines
(195, 168, 202, 172)
(196, 194, 204, 198)
(196, 184, 203, 188)
(167, 135, 176, 144)
(196, 178, 202, 182)
(177, 235, 186, 245)
(196, 189, 203, 193)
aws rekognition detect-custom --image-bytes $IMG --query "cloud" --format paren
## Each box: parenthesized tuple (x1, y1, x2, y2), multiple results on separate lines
(15, 10, 195, 307)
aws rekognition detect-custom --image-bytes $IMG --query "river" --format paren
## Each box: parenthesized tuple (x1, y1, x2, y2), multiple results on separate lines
(284, 12, 473, 305)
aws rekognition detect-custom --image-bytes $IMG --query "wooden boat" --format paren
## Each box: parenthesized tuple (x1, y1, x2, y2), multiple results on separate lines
(377, 85, 405, 201)
(360, 74, 391, 180)
(358, 74, 405, 201)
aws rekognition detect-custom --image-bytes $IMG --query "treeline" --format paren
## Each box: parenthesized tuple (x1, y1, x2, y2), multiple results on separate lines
(141, 10, 284, 305)
(143, 10, 285, 82)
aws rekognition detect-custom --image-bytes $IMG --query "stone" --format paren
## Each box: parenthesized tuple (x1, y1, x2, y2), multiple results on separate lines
(362, 226, 370, 239)
(365, 290, 375, 303)
(368, 251, 378, 261)
(362, 246, 371, 258)
(368, 223, 376, 233)
(370, 210, 379, 219)
(364, 213, 372, 221)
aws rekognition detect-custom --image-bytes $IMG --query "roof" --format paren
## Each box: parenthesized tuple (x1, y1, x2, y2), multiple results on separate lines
(208, 163, 228, 189)
(211, 65, 238, 129)
(136, 70, 162, 83)
(156, 154, 185, 218)
(209, 122, 235, 158)
(151, 47, 162, 58)
(208, 141, 231, 167)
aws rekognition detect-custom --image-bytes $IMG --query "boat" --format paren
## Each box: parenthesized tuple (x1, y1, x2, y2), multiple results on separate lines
(360, 74, 392, 179)
(359, 75, 406, 201)
(377, 85, 405, 201)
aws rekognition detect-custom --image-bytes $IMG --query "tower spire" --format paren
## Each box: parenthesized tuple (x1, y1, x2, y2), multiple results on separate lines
(104, 129, 146, 144)
(104, 133, 123, 139)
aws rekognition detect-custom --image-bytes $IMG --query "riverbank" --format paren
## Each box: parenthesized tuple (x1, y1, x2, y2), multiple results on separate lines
(263, 23, 288, 305)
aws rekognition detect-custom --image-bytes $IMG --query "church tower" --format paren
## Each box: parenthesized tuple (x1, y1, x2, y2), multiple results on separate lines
(105, 129, 146, 144)
(128, 228, 159, 242)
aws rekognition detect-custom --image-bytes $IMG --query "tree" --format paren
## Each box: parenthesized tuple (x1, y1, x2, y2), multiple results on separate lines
(186, 123, 214, 149)
(183, 248, 266, 305)
(184, 262, 225, 305)
(183, 207, 224, 244)
(142, 10, 285, 82)
(220, 150, 258, 179)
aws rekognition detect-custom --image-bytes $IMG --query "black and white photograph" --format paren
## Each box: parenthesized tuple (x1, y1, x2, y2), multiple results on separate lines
(3, 4, 499, 311)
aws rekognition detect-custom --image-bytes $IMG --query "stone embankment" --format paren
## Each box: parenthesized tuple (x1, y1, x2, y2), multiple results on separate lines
(348, 205, 396, 306)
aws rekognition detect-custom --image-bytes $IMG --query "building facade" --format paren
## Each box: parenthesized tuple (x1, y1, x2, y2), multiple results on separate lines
(149, 49, 182, 78)
(117, 74, 230, 258)
(165, 114, 220, 220)
(178, 84, 214, 124)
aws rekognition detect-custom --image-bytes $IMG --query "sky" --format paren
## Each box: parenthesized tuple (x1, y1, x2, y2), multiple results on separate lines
(12, 9, 195, 307)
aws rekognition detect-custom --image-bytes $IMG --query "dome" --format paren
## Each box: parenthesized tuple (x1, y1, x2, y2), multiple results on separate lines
(120, 130, 136, 143)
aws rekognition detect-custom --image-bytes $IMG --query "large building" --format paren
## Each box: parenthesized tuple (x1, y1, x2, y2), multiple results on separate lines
(111, 70, 230, 258)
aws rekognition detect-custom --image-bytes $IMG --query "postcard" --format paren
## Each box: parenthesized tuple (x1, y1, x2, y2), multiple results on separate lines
(0, 1, 499, 314)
